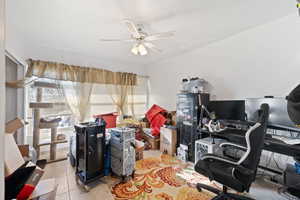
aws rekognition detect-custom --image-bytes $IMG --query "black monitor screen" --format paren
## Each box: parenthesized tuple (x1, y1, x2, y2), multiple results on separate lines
(207, 100, 246, 121)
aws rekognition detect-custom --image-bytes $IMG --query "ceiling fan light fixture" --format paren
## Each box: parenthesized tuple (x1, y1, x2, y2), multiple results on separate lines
(138, 44, 147, 56)
(100, 19, 174, 56)
(131, 45, 139, 55)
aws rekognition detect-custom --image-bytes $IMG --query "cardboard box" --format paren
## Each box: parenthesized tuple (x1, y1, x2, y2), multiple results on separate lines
(140, 122, 150, 128)
(135, 140, 145, 161)
(160, 126, 177, 156)
(29, 179, 58, 200)
(5, 117, 27, 176)
(18, 144, 30, 157)
(171, 111, 177, 126)
(5, 118, 26, 133)
(5, 134, 25, 176)
(142, 133, 160, 150)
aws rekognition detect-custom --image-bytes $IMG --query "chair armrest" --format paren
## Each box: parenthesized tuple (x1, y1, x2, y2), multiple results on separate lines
(201, 154, 239, 166)
(220, 142, 247, 151)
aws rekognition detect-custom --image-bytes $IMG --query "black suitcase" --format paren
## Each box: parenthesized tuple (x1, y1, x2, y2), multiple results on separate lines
(74, 121, 106, 186)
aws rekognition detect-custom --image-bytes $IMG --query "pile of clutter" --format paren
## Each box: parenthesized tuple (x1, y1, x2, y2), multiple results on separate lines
(115, 104, 177, 157)
(4, 118, 57, 200)
(67, 104, 179, 185)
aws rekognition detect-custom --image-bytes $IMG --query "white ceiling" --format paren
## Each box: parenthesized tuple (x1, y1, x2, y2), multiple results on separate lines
(6, 0, 295, 70)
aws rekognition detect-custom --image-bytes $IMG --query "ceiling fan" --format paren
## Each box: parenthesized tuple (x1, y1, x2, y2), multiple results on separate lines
(100, 19, 175, 56)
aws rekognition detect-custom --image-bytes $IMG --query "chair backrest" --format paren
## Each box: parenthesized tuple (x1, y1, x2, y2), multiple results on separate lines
(240, 103, 269, 171)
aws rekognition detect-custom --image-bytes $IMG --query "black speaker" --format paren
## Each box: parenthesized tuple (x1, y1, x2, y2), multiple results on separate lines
(75, 121, 106, 184)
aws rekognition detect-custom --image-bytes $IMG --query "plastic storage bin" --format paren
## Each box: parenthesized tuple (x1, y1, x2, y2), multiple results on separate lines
(93, 112, 118, 128)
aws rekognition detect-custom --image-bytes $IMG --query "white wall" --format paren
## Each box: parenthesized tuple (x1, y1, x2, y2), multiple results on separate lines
(147, 14, 300, 110)
(0, 0, 5, 198)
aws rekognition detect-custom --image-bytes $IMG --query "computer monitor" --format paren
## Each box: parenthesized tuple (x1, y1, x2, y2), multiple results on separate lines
(207, 100, 246, 121)
(245, 97, 300, 132)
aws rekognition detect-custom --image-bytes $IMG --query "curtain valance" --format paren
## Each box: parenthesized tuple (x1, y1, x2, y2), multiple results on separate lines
(26, 59, 137, 86)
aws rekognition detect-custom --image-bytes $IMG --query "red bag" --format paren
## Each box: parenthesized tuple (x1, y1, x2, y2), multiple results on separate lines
(150, 114, 167, 137)
(146, 105, 166, 122)
(146, 105, 167, 137)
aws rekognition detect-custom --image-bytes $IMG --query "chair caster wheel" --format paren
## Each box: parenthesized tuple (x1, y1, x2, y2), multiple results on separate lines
(121, 175, 126, 183)
(83, 185, 90, 192)
(196, 184, 202, 192)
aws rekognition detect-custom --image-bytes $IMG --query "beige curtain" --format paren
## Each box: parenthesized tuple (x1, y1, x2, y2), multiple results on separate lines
(57, 81, 93, 122)
(106, 72, 136, 118)
(26, 59, 137, 85)
(26, 59, 138, 122)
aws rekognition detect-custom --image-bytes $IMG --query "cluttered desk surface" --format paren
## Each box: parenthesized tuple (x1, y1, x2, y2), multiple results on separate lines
(200, 121, 300, 158)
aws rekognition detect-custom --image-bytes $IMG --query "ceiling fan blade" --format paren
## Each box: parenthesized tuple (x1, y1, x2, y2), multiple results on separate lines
(99, 38, 134, 42)
(123, 19, 141, 39)
(144, 42, 162, 53)
(144, 31, 175, 41)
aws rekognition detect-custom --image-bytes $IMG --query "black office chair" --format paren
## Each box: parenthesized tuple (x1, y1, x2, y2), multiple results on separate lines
(195, 103, 269, 200)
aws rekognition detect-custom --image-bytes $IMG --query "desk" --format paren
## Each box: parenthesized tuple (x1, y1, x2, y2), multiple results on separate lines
(200, 128, 300, 158)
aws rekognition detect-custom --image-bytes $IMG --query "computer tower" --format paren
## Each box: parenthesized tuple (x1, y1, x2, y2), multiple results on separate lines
(194, 138, 226, 164)
(176, 92, 209, 162)
(74, 121, 106, 184)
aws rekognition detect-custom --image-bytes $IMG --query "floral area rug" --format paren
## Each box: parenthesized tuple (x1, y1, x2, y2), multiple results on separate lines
(111, 154, 216, 200)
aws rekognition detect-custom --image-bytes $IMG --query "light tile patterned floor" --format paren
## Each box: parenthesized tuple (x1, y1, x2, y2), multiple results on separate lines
(42, 150, 286, 200)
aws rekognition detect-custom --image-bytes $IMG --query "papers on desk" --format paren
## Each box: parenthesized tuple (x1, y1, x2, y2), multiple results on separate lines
(272, 136, 300, 145)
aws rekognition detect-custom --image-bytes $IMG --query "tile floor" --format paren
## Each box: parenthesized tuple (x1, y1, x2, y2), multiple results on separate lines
(42, 150, 287, 200)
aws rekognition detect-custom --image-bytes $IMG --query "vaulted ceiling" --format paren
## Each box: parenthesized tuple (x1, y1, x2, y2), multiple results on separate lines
(6, 0, 295, 70)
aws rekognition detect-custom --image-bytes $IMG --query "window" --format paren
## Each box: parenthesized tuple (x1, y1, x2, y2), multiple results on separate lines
(127, 76, 149, 118)
(26, 76, 150, 145)
(90, 76, 149, 119)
